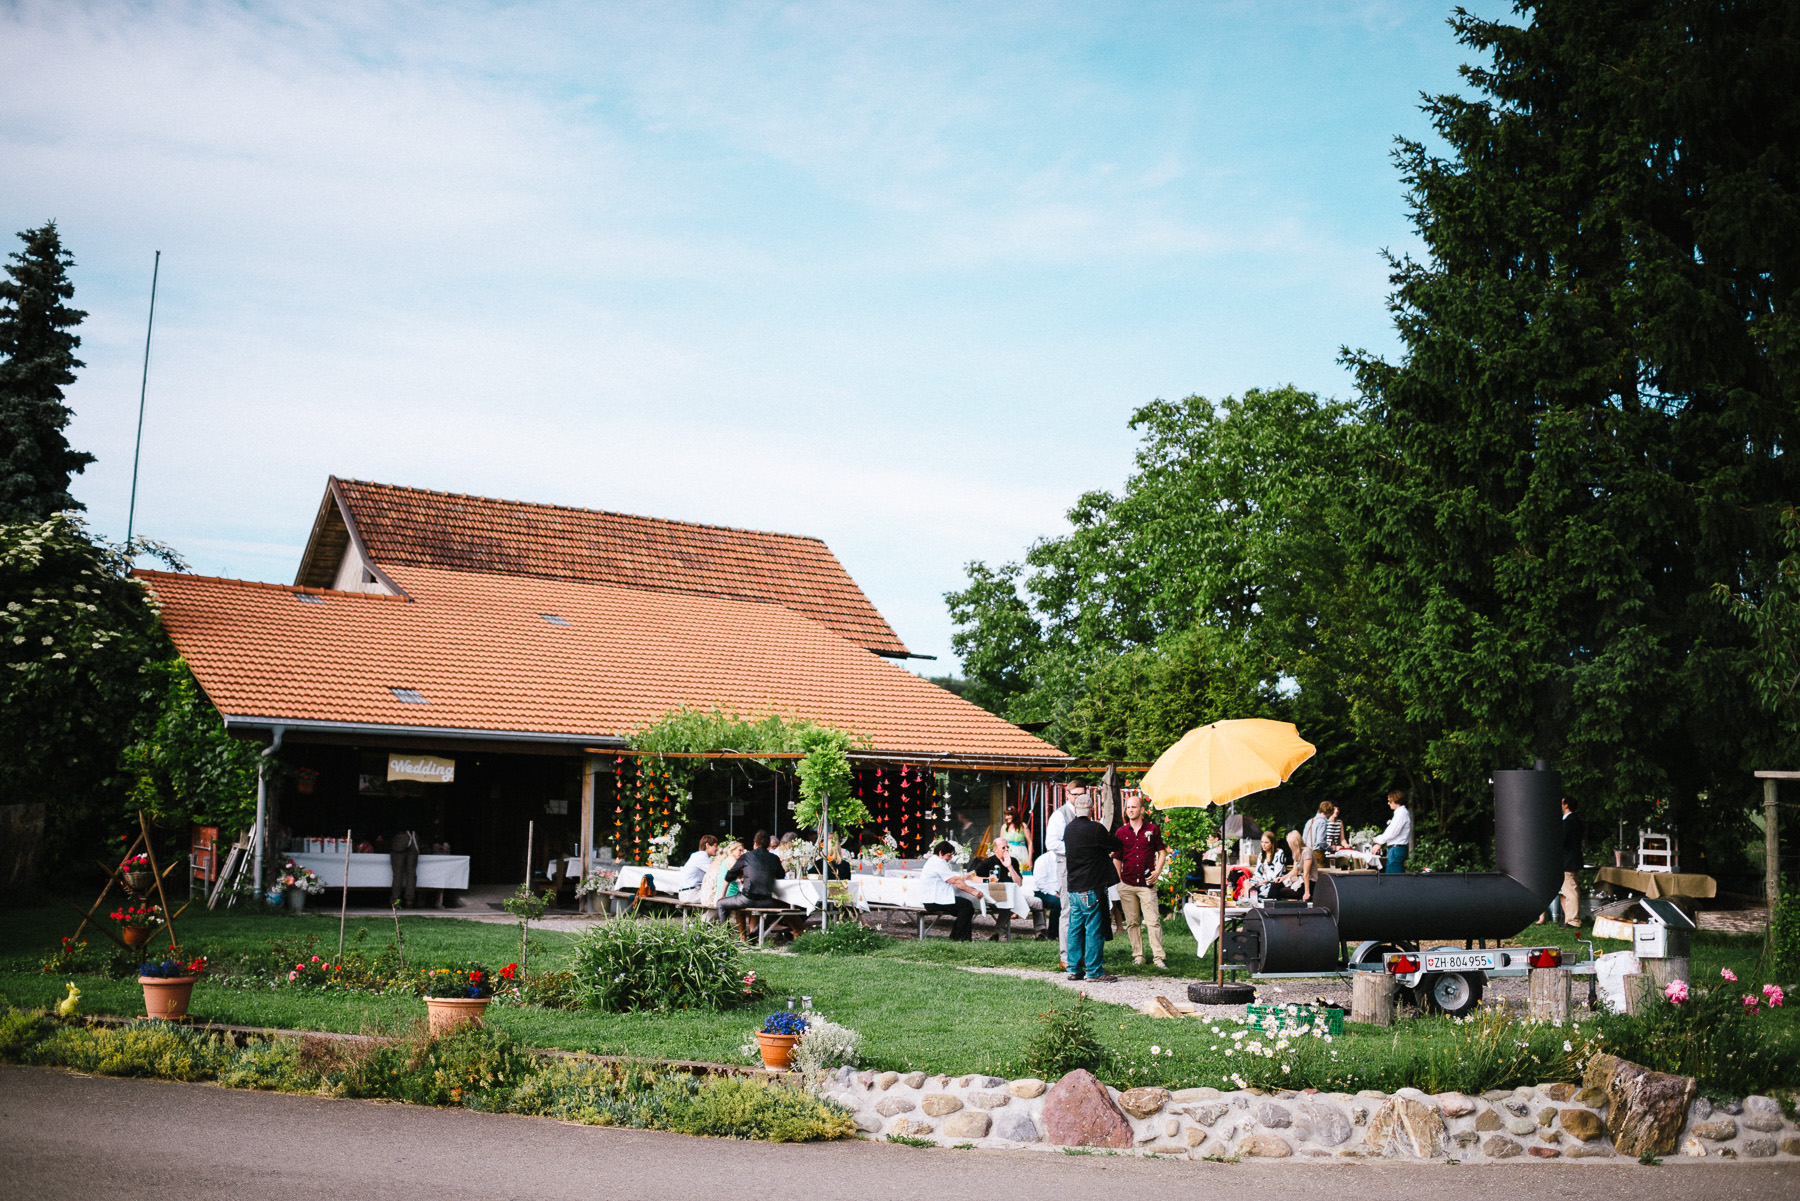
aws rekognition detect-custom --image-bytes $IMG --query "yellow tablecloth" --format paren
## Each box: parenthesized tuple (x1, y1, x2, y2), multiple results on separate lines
(1595, 866, 1716, 900)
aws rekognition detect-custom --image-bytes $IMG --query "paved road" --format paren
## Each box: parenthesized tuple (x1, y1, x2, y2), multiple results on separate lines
(3, 1066, 1795, 1201)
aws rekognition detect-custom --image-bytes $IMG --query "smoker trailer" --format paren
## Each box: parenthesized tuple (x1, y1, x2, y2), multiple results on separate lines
(1218, 763, 1588, 1015)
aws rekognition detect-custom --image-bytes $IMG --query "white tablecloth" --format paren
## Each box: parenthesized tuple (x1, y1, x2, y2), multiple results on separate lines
(848, 873, 1028, 919)
(1182, 900, 1248, 960)
(613, 865, 687, 894)
(287, 852, 469, 890)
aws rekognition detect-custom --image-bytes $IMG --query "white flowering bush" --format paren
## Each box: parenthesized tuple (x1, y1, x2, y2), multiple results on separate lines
(794, 1015, 862, 1076)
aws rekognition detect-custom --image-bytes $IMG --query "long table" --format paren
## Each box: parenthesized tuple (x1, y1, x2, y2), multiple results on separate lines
(1595, 866, 1717, 900)
(286, 852, 470, 890)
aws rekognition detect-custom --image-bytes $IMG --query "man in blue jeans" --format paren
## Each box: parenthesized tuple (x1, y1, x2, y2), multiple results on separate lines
(1060, 791, 1122, 983)
(1372, 790, 1412, 873)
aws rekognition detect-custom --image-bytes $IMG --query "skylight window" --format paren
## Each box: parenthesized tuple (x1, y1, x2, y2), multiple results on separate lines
(294, 593, 325, 604)
(540, 614, 570, 626)
(390, 687, 429, 705)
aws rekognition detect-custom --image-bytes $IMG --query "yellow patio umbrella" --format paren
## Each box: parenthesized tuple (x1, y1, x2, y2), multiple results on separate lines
(1139, 718, 1315, 991)
(1139, 718, 1316, 810)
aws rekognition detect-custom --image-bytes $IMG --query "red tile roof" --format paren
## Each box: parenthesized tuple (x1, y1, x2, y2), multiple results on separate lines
(314, 479, 912, 657)
(138, 566, 1063, 761)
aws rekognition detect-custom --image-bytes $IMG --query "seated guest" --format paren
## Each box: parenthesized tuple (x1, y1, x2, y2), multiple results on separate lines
(718, 830, 785, 941)
(700, 841, 743, 910)
(1277, 829, 1310, 901)
(1248, 830, 1291, 901)
(968, 840, 1024, 941)
(676, 835, 719, 901)
(1031, 848, 1061, 940)
(921, 840, 982, 942)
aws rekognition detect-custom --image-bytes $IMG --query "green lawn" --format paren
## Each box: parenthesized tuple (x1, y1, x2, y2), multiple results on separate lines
(2, 894, 1790, 1093)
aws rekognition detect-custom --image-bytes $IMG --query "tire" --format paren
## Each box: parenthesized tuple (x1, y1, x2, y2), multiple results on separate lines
(1188, 981, 1257, 1006)
(1422, 971, 1483, 1016)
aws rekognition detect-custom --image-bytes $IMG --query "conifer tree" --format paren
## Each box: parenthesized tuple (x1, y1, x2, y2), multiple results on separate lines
(0, 222, 94, 518)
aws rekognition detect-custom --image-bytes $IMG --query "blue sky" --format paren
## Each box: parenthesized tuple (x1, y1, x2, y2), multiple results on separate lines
(2, 0, 1511, 667)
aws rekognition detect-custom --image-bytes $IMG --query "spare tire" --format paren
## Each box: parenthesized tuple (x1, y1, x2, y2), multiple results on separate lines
(1188, 981, 1256, 1006)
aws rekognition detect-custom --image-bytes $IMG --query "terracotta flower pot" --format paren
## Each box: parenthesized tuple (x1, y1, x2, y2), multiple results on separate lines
(756, 1032, 798, 1070)
(140, 976, 198, 1020)
(425, 996, 491, 1035)
(121, 926, 152, 950)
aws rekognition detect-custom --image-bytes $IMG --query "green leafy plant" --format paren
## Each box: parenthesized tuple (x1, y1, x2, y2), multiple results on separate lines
(572, 917, 761, 1012)
(26, 1020, 231, 1081)
(1593, 969, 1800, 1095)
(1769, 886, 1800, 981)
(1021, 994, 1112, 1080)
(790, 922, 891, 956)
(500, 883, 548, 983)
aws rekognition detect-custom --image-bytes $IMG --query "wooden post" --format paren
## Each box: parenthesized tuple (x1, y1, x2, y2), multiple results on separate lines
(1642, 956, 1689, 991)
(1622, 972, 1658, 1015)
(1352, 973, 1398, 1027)
(580, 755, 598, 914)
(337, 827, 352, 961)
(1528, 967, 1571, 1022)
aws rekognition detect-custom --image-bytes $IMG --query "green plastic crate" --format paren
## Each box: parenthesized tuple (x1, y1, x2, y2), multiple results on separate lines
(1245, 1002, 1344, 1036)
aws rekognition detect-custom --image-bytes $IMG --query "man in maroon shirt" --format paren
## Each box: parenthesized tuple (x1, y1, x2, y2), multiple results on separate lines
(1111, 792, 1168, 969)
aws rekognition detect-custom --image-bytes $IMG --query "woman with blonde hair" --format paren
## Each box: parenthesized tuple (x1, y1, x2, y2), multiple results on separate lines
(700, 840, 744, 909)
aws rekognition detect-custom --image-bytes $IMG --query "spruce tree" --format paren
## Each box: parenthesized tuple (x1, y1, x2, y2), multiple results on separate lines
(0, 222, 94, 518)
(1343, 2, 1800, 835)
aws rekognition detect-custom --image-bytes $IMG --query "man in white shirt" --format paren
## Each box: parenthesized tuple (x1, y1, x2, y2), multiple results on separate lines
(1031, 847, 1062, 941)
(1371, 790, 1413, 874)
(1044, 785, 1085, 968)
(676, 835, 719, 901)
(920, 840, 982, 941)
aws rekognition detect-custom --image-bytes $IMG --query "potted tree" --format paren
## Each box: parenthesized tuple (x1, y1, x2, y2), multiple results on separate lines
(139, 952, 208, 1020)
(423, 965, 494, 1034)
(756, 1011, 806, 1070)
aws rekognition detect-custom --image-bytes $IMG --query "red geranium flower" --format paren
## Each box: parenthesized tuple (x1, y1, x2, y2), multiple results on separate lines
(500, 963, 518, 979)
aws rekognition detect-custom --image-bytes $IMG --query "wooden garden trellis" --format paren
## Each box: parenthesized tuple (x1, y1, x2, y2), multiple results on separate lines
(65, 810, 187, 956)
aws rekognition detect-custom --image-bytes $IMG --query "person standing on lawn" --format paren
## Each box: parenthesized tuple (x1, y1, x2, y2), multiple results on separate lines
(1044, 785, 1083, 969)
(1371, 790, 1413, 874)
(1541, 797, 1583, 928)
(1062, 791, 1122, 983)
(1111, 792, 1167, 969)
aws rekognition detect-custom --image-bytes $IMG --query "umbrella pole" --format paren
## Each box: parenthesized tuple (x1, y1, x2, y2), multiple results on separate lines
(1217, 802, 1231, 986)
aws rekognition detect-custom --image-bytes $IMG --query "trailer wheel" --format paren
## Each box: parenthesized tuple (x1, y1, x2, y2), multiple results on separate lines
(1421, 971, 1483, 1016)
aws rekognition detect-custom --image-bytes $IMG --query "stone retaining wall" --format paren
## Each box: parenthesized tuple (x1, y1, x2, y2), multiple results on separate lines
(818, 1065, 1800, 1161)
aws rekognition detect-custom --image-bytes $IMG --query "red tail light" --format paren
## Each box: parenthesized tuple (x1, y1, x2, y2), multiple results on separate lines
(1527, 948, 1562, 968)
(1388, 955, 1420, 974)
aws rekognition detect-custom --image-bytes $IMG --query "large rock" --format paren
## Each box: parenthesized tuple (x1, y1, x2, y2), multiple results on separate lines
(1560, 1109, 1604, 1142)
(1780, 1136, 1800, 1157)
(1292, 1102, 1351, 1146)
(888, 1117, 933, 1137)
(876, 1071, 899, 1090)
(1366, 1098, 1448, 1159)
(942, 1111, 992, 1140)
(1740, 1098, 1784, 1134)
(1255, 1101, 1293, 1128)
(1691, 1118, 1738, 1141)
(1483, 1136, 1522, 1159)
(1118, 1087, 1171, 1119)
(1504, 1117, 1537, 1137)
(1583, 1054, 1696, 1158)
(1041, 1069, 1134, 1148)
(1008, 1078, 1047, 1099)
(1541, 1083, 1578, 1101)
(992, 1110, 1040, 1142)
(874, 1096, 916, 1117)
(901, 1072, 926, 1089)
(1574, 1087, 1608, 1109)
(854, 1113, 883, 1132)
(1240, 1132, 1293, 1157)
(1437, 1093, 1475, 1118)
(921, 1094, 963, 1117)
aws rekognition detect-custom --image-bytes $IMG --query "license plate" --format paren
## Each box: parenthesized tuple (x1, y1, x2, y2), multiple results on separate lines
(1423, 951, 1499, 972)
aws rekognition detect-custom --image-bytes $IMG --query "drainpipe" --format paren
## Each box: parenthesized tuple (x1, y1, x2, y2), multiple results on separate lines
(256, 726, 285, 895)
